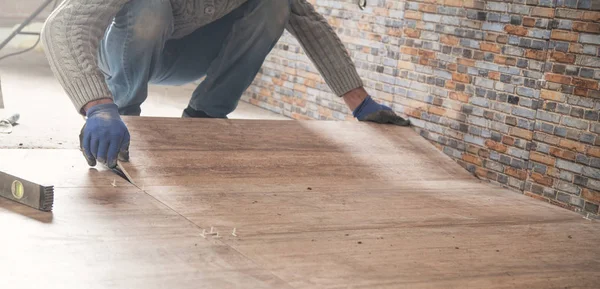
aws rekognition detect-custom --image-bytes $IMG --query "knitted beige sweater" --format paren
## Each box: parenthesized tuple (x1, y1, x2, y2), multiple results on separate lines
(41, 0, 363, 113)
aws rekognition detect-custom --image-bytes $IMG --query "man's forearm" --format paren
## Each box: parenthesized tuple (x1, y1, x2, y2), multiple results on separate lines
(342, 87, 368, 111)
(83, 98, 114, 115)
(287, 0, 364, 97)
(41, 0, 126, 115)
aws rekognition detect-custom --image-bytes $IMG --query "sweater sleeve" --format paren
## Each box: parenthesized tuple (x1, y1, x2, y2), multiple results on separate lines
(286, 0, 363, 97)
(41, 0, 130, 114)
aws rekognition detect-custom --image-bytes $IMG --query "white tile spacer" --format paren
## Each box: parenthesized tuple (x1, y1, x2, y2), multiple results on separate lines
(200, 229, 207, 238)
(206, 226, 218, 236)
(111, 179, 116, 187)
(232, 228, 237, 237)
(213, 232, 221, 239)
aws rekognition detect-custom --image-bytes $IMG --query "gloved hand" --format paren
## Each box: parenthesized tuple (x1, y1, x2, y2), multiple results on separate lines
(79, 103, 130, 168)
(353, 96, 410, 126)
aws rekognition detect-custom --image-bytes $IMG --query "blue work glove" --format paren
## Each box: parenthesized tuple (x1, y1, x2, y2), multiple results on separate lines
(79, 103, 130, 169)
(353, 96, 410, 126)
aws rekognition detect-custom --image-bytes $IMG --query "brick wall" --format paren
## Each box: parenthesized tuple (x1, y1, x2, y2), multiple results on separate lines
(242, 0, 600, 218)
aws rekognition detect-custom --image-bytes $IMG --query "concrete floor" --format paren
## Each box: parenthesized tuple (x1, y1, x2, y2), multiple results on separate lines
(0, 50, 288, 149)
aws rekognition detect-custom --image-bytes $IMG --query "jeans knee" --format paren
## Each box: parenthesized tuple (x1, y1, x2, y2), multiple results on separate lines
(117, 0, 173, 42)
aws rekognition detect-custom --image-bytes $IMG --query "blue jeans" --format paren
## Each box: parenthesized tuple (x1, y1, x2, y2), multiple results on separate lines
(98, 0, 291, 117)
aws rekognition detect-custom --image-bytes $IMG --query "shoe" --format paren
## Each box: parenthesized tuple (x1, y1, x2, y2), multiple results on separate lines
(182, 106, 227, 119)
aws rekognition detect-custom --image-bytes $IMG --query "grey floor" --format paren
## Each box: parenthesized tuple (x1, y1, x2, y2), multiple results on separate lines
(0, 50, 288, 149)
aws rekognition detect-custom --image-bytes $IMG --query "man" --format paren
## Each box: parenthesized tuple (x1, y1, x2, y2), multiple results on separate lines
(41, 0, 410, 169)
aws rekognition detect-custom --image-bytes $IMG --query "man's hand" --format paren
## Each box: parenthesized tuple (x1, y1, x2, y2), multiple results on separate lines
(343, 88, 410, 126)
(80, 102, 130, 169)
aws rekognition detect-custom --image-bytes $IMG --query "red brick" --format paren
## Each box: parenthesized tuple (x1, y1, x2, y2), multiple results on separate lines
(505, 167, 528, 180)
(494, 55, 507, 65)
(559, 139, 587, 153)
(488, 71, 500, 80)
(397, 61, 415, 70)
(481, 42, 501, 53)
(485, 140, 508, 153)
(440, 35, 459, 46)
(531, 7, 555, 18)
(401, 47, 419, 56)
(511, 127, 533, 140)
(357, 22, 371, 31)
(502, 136, 515, 146)
(545, 74, 572, 85)
(418, 49, 436, 59)
(317, 106, 333, 118)
(449, 92, 470, 103)
(403, 28, 420, 38)
(551, 30, 579, 42)
(549, 147, 576, 161)
(291, 113, 313, 120)
(388, 28, 402, 37)
(522, 17, 536, 27)
(569, 43, 583, 54)
(572, 22, 600, 33)
(504, 25, 528, 36)
(457, 58, 475, 67)
(428, 106, 447, 116)
(452, 73, 471, 83)
(405, 10, 422, 20)
(259, 88, 272, 97)
(407, 108, 422, 119)
(582, 189, 600, 204)
(530, 152, 556, 166)
(589, 147, 600, 158)
(540, 89, 565, 101)
(574, 87, 588, 97)
(525, 191, 550, 201)
(463, 0, 484, 9)
(572, 77, 599, 90)
(374, 7, 389, 16)
(294, 84, 307, 93)
(524, 49, 547, 61)
(462, 154, 483, 166)
(475, 167, 489, 178)
(419, 4, 437, 13)
(447, 63, 457, 71)
(531, 172, 554, 187)
(444, 0, 463, 7)
(583, 11, 600, 22)
(303, 79, 316, 87)
(272, 78, 283, 86)
(550, 51, 576, 64)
